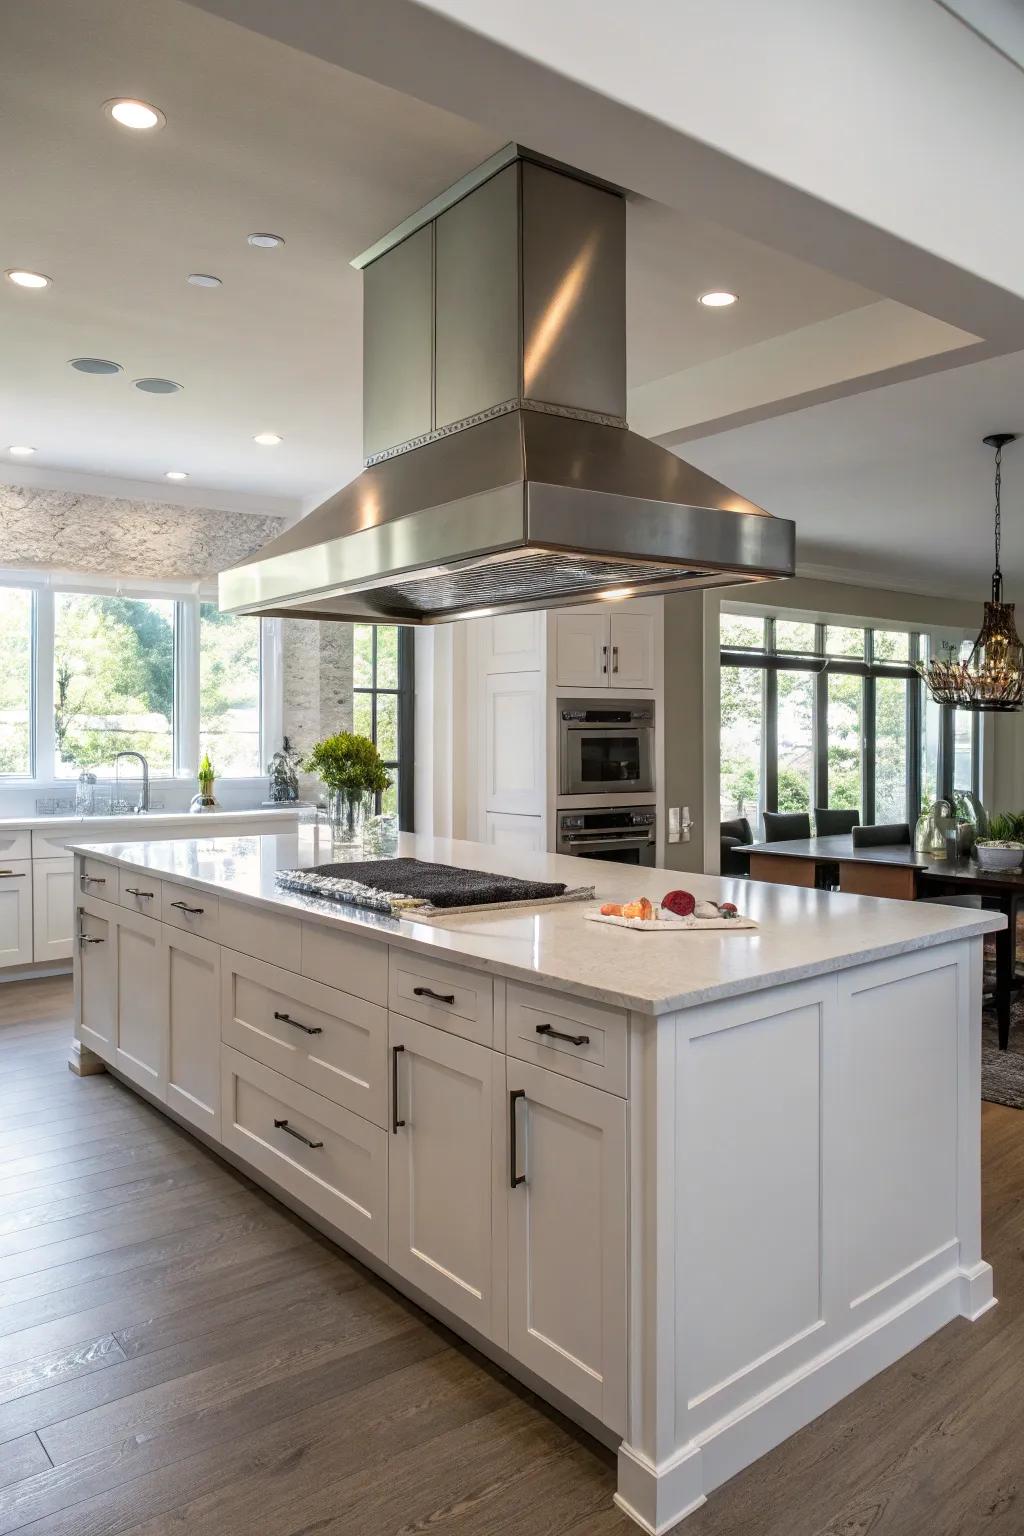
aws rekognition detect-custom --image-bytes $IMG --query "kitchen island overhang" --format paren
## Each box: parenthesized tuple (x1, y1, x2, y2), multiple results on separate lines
(68, 830, 1002, 1534)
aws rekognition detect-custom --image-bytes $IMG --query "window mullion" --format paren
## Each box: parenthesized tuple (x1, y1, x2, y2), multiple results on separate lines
(177, 598, 200, 777)
(34, 588, 55, 783)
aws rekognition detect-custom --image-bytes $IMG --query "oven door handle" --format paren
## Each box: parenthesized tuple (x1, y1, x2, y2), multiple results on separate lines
(561, 835, 653, 852)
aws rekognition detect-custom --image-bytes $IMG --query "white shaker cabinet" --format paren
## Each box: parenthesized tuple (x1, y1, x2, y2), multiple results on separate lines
(75, 898, 116, 1062)
(387, 1011, 506, 1343)
(607, 610, 655, 689)
(113, 905, 168, 1099)
(33, 857, 75, 962)
(0, 861, 33, 968)
(553, 607, 656, 690)
(506, 1058, 627, 1433)
(165, 926, 221, 1138)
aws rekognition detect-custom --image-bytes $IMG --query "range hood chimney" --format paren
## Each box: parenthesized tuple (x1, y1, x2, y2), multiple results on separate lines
(220, 145, 795, 624)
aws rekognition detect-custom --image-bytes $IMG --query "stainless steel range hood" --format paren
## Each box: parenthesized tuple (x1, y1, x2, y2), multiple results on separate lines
(220, 146, 795, 625)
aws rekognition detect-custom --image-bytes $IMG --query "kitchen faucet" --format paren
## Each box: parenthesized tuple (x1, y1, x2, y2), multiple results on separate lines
(113, 751, 150, 814)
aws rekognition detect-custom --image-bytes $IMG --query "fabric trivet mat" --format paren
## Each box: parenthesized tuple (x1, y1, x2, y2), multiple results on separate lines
(276, 857, 594, 917)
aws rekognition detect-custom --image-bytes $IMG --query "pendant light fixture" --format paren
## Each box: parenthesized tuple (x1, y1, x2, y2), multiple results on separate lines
(919, 433, 1024, 712)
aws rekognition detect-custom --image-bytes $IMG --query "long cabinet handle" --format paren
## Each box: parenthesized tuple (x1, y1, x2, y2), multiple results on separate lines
(79, 935, 105, 945)
(509, 1088, 526, 1189)
(601, 644, 608, 674)
(273, 1009, 323, 1037)
(392, 1044, 406, 1134)
(124, 887, 154, 899)
(612, 644, 619, 674)
(0, 871, 26, 878)
(273, 1117, 323, 1150)
(80, 874, 106, 885)
(536, 1022, 591, 1047)
(413, 985, 455, 1006)
(170, 900, 205, 916)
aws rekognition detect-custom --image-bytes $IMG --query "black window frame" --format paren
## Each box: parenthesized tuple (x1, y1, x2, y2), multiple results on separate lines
(352, 624, 415, 830)
(720, 616, 979, 829)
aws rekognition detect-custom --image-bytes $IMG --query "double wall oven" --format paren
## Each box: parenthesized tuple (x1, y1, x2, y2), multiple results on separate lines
(557, 698, 656, 864)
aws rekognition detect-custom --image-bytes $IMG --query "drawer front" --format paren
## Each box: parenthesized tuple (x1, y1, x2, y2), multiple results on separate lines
(32, 827, 81, 859)
(222, 949, 387, 1127)
(0, 829, 33, 861)
(221, 1045, 388, 1260)
(505, 982, 627, 1096)
(0, 860, 33, 969)
(388, 949, 494, 1046)
(78, 856, 116, 900)
(118, 868, 163, 920)
(220, 896, 301, 973)
(163, 880, 220, 943)
(301, 920, 388, 1006)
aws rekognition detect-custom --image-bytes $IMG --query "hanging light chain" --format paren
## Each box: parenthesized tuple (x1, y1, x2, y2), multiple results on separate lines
(994, 438, 1003, 578)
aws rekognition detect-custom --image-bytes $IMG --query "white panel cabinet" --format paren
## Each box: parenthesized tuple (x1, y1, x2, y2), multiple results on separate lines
(484, 671, 544, 815)
(608, 610, 655, 688)
(481, 611, 545, 673)
(0, 862, 33, 969)
(388, 1012, 506, 1341)
(114, 905, 168, 1099)
(33, 857, 75, 962)
(485, 812, 544, 852)
(165, 927, 222, 1138)
(553, 606, 656, 690)
(75, 898, 116, 1062)
(505, 1058, 627, 1432)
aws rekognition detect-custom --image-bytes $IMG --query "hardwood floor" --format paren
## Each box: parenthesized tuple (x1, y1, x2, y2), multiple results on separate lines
(0, 977, 1022, 1535)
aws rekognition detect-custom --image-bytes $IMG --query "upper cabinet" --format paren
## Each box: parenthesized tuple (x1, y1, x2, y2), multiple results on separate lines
(554, 606, 656, 690)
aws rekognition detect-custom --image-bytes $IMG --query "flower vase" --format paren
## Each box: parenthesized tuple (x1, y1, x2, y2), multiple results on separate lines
(329, 789, 369, 847)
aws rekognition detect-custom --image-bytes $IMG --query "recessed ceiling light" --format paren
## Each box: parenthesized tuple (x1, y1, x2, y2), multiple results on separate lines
(69, 357, 123, 375)
(165, 470, 188, 480)
(134, 377, 182, 394)
(698, 290, 739, 308)
(253, 431, 282, 446)
(247, 232, 285, 249)
(104, 98, 165, 131)
(187, 273, 221, 288)
(5, 269, 51, 290)
(8, 445, 36, 457)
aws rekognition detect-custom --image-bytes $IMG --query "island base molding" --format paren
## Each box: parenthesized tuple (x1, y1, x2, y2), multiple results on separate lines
(67, 1036, 106, 1076)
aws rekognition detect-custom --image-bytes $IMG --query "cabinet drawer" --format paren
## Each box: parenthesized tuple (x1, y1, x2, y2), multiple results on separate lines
(389, 949, 494, 1046)
(221, 1046, 388, 1260)
(163, 880, 220, 943)
(0, 829, 32, 861)
(220, 896, 301, 973)
(506, 982, 627, 1097)
(301, 920, 388, 1006)
(33, 827, 82, 859)
(78, 856, 116, 900)
(118, 868, 162, 920)
(222, 950, 387, 1127)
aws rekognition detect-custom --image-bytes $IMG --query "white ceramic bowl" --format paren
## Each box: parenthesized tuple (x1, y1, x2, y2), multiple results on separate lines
(975, 844, 1024, 872)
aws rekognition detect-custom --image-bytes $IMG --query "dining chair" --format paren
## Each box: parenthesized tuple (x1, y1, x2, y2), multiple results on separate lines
(851, 822, 912, 848)
(762, 811, 811, 842)
(814, 807, 860, 837)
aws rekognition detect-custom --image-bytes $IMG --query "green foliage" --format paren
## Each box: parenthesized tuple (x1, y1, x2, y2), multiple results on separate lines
(304, 732, 391, 796)
(989, 810, 1024, 842)
(198, 752, 215, 791)
(54, 594, 175, 773)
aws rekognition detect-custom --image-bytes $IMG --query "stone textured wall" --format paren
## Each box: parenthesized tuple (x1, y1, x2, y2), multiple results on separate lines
(0, 482, 352, 761)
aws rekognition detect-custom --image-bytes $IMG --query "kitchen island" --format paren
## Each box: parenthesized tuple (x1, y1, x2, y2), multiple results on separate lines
(69, 829, 1000, 1534)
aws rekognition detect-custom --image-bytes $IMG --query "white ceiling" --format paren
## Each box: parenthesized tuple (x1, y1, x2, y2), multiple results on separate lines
(0, 0, 879, 512)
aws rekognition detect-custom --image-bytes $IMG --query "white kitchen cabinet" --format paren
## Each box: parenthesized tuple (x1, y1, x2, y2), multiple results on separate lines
(388, 1011, 506, 1343)
(113, 905, 168, 1099)
(483, 670, 545, 815)
(505, 1058, 627, 1433)
(33, 857, 75, 962)
(553, 606, 656, 690)
(0, 861, 33, 969)
(480, 611, 545, 673)
(165, 927, 221, 1138)
(485, 811, 544, 852)
(75, 897, 116, 1062)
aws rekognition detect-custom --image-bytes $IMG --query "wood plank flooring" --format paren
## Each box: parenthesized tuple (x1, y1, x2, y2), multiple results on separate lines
(0, 977, 1022, 1535)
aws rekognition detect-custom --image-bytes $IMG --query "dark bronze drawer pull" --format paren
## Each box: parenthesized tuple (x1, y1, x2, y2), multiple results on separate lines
(124, 887, 154, 899)
(273, 1009, 323, 1037)
(170, 900, 205, 916)
(509, 1089, 526, 1188)
(273, 1117, 323, 1150)
(79, 935, 105, 945)
(536, 1023, 591, 1047)
(392, 1044, 405, 1133)
(80, 874, 106, 885)
(0, 870, 26, 878)
(413, 985, 455, 1006)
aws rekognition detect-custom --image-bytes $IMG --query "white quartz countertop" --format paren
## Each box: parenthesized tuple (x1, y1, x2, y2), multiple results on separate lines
(0, 808, 301, 834)
(68, 829, 1004, 1015)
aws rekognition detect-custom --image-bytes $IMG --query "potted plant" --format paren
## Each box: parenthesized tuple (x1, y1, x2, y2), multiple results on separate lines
(303, 732, 391, 845)
(190, 751, 219, 813)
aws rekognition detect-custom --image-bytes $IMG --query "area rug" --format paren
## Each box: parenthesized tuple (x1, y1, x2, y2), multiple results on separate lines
(981, 1005, 1024, 1109)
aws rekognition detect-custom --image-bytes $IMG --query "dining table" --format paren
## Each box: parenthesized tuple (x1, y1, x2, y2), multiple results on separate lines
(747, 834, 1020, 1047)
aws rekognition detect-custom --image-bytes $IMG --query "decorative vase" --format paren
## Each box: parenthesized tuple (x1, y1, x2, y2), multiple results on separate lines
(328, 789, 370, 847)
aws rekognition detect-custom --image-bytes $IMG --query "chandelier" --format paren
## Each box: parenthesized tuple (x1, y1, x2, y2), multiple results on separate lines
(919, 432, 1024, 712)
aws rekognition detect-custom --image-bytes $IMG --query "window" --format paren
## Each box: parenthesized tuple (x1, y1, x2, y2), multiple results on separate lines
(352, 623, 413, 824)
(720, 613, 979, 834)
(0, 587, 33, 776)
(199, 604, 262, 777)
(53, 593, 175, 776)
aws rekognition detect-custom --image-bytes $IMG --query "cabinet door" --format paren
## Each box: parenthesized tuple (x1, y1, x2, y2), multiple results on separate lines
(609, 609, 655, 689)
(33, 857, 74, 962)
(483, 671, 544, 815)
(554, 611, 609, 688)
(165, 927, 221, 1139)
(0, 861, 33, 968)
(485, 812, 544, 852)
(114, 906, 168, 1099)
(75, 900, 115, 1062)
(388, 1012, 506, 1343)
(506, 1059, 627, 1432)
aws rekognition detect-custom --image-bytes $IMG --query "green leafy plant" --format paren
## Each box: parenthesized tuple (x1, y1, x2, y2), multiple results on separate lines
(198, 751, 215, 795)
(303, 732, 391, 797)
(988, 810, 1024, 842)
